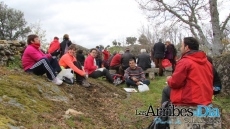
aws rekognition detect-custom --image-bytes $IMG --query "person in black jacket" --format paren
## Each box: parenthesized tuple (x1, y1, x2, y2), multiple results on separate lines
(76, 49, 85, 66)
(60, 34, 72, 58)
(121, 48, 135, 75)
(207, 56, 222, 95)
(151, 39, 165, 76)
(137, 49, 151, 71)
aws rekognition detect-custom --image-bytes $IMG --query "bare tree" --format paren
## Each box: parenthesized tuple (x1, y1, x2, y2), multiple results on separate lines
(137, 0, 230, 55)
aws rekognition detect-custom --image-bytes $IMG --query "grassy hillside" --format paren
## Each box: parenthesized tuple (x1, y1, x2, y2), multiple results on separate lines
(0, 67, 229, 128)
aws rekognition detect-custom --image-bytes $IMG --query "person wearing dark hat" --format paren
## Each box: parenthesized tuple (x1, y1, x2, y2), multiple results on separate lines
(48, 36, 60, 57)
(60, 34, 72, 58)
(120, 48, 135, 75)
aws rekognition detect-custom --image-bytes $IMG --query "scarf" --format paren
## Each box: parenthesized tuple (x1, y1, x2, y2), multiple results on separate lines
(31, 43, 41, 49)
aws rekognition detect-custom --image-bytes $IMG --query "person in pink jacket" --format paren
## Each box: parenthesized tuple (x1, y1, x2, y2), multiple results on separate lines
(22, 34, 63, 85)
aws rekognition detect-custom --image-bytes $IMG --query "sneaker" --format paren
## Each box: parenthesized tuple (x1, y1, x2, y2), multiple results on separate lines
(52, 77, 63, 85)
(80, 79, 91, 87)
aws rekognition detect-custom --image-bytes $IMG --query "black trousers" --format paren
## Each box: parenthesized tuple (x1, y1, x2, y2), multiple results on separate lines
(27, 58, 60, 80)
(161, 86, 171, 104)
(72, 61, 85, 84)
(89, 69, 114, 83)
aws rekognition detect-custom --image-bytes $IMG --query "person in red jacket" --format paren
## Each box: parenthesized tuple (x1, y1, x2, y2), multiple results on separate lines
(161, 37, 213, 106)
(84, 48, 114, 83)
(110, 50, 124, 74)
(47, 36, 60, 57)
(102, 47, 110, 69)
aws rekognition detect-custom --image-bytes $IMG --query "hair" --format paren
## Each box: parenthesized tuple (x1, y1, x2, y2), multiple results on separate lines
(54, 36, 59, 40)
(119, 50, 124, 54)
(165, 41, 171, 44)
(96, 46, 99, 49)
(90, 48, 97, 52)
(112, 51, 117, 55)
(206, 56, 213, 64)
(27, 34, 38, 45)
(183, 37, 199, 50)
(77, 49, 83, 54)
(159, 38, 162, 42)
(140, 49, 146, 53)
(129, 58, 136, 63)
(68, 44, 77, 51)
(63, 34, 69, 40)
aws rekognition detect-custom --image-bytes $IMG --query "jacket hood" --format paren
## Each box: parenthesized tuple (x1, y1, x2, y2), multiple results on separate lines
(182, 50, 207, 65)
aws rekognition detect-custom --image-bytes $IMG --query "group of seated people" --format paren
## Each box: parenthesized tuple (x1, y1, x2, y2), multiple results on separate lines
(21, 34, 151, 88)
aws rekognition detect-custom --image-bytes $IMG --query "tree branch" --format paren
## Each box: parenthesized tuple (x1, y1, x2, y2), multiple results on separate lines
(221, 13, 230, 32)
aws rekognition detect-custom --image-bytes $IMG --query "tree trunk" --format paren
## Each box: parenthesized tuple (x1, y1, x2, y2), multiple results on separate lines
(209, 0, 224, 55)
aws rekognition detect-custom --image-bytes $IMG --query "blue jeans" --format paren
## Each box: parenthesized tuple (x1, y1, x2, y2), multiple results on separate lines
(125, 78, 150, 87)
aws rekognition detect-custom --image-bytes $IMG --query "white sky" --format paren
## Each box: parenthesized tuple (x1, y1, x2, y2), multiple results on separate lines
(2, 0, 149, 48)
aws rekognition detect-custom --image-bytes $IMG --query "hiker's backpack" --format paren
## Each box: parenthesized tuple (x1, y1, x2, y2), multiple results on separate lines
(147, 101, 171, 129)
(111, 74, 124, 86)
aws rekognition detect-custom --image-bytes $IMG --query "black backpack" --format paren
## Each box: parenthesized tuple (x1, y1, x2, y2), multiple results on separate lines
(147, 101, 171, 129)
(171, 44, 177, 58)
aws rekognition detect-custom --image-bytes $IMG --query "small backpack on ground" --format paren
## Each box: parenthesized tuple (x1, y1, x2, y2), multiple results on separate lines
(111, 74, 124, 86)
(147, 101, 171, 129)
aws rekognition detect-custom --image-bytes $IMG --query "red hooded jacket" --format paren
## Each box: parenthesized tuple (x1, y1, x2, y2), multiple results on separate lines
(48, 39, 60, 54)
(167, 50, 213, 106)
(84, 54, 97, 74)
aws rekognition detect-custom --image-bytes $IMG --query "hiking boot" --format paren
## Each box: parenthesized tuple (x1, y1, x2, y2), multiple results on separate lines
(80, 79, 91, 87)
(52, 77, 63, 85)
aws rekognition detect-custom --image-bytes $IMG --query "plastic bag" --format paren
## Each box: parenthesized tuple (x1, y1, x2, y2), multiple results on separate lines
(138, 82, 150, 92)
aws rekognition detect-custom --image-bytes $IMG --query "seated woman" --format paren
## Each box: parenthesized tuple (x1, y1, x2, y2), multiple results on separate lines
(84, 48, 114, 83)
(22, 34, 63, 85)
(59, 44, 90, 87)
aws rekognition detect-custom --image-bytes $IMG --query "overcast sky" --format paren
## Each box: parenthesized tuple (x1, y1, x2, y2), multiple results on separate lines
(2, 0, 149, 48)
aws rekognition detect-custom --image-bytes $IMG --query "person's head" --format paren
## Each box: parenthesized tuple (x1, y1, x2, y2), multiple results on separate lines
(159, 38, 162, 43)
(77, 49, 83, 54)
(96, 46, 99, 49)
(206, 56, 213, 64)
(112, 51, 117, 55)
(27, 34, 39, 45)
(129, 58, 136, 69)
(68, 44, 77, 56)
(180, 37, 199, 55)
(165, 41, 171, 46)
(63, 34, 69, 40)
(90, 48, 98, 58)
(54, 36, 59, 41)
(119, 50, 124, 55)
(125, 48, 130, 52)
(140, 49, 146, 53)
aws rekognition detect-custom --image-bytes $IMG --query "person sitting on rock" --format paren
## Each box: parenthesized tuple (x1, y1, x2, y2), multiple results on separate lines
(137, 49, 151, 71)
(124, 58, 150, 87)
(22, 34, 63, 85)
(84, 48, 114, 83)
(59, 44, 90, 87)
(110, 50, 124, 75)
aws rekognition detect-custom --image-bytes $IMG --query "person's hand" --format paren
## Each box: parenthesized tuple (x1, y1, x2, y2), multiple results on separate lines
(136, 81, 141, 85)
(132, 77, 138, 82)
(166, 76, 172, 81)
(51, 50, 60, 56)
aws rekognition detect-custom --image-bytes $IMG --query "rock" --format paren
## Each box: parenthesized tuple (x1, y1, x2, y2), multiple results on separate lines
(0, 40, 7, 44)
(10, 46, 17, 50)
(2, 56, 8, 61)
(8, 56, 15, 61)
(5, 50, 12, 55)
(65, 109, 84, 116)
(0, 44, 4, 50)
(0, 50, 5, 56)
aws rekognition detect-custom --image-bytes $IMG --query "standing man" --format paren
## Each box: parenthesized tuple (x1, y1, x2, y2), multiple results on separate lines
(152, 39, 165, 76)
(60, 34, 72, 58)
(124, 59, 150, 87)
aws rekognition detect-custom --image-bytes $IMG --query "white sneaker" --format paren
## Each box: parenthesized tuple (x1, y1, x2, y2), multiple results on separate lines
(52, 77, 63, 85)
